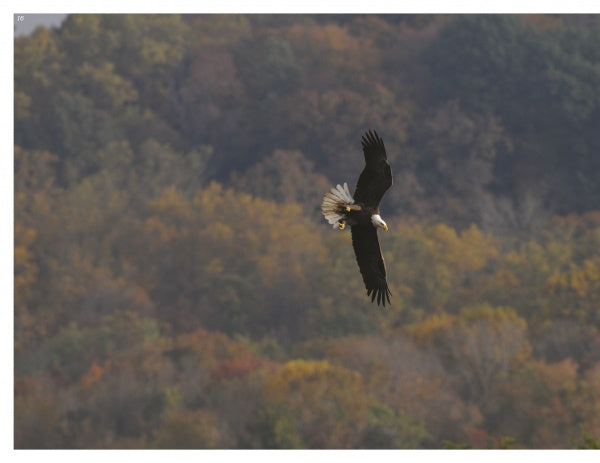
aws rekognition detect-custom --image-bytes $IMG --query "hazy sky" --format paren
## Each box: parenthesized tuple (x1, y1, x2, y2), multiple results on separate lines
(14, 13, 68, 37)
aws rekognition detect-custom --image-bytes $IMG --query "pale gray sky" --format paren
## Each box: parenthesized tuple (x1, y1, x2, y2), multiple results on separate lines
(14, 13, 68, 37)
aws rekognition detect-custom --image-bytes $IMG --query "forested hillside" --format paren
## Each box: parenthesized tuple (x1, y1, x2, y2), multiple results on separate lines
(14, 14, 600, 449)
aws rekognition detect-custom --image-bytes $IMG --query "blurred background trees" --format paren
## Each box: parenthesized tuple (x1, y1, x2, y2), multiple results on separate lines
(14, 13, 600, 448)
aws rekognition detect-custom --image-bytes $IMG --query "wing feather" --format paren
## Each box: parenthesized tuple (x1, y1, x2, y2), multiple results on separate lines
(353, 130, 393, 208)
(350, 223, 391, 307)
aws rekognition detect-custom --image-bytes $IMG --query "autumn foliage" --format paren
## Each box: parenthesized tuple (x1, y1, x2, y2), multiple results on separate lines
(14, 14, 600, 448)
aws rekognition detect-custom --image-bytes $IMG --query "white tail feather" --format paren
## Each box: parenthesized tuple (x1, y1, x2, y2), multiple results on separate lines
(321, 182, 354, 229)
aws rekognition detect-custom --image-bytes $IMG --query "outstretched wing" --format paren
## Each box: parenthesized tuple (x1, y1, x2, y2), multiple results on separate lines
(353, 130, 393, 208)
(351, 223, 391, 306)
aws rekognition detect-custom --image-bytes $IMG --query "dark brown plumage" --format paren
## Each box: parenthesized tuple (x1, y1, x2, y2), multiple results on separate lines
(321, 130, 393, 306)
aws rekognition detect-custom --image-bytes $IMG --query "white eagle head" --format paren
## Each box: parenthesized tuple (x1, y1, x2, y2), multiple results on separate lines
(371, 214, 388, 232)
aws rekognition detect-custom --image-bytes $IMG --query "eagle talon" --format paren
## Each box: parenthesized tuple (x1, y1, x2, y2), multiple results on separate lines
(345, 206, 351, 212)
(338, 221, 346, 230)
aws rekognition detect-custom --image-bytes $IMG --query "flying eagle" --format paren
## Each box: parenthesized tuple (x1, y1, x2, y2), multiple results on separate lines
(321, 130, 393, 306)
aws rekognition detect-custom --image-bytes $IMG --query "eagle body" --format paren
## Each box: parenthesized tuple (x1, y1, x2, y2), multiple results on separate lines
(339, 204, 378, 227)
(321, 130, 393, 306)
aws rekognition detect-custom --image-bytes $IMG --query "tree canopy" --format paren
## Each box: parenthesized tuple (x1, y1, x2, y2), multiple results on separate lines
(14, 14, 600, 449)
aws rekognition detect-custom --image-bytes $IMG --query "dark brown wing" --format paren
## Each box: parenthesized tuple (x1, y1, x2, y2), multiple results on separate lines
(351, 223, 391, 306)
(352, 130, 393, 208)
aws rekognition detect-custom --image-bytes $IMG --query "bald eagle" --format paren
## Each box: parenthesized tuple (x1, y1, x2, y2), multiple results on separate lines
(321, 130, 393, 306)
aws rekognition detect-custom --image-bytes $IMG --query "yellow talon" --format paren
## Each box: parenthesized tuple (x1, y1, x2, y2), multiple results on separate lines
(345, 206, 351, 212)
(339, 222, 346, 230)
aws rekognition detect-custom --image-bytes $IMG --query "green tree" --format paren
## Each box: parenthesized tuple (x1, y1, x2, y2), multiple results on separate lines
(423, 15, 600, 214)
(406, 101, 512, 226)
(230, 149, 331, 219)
(361, 403, 432, 449)
(327, 334, 480, 444)
(246, 404, 304, 449)
(384, 223, 499, 319)
(409, 305, 531, 407)
(234, 36, 303, 100)
(264, 359, 371, 448)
